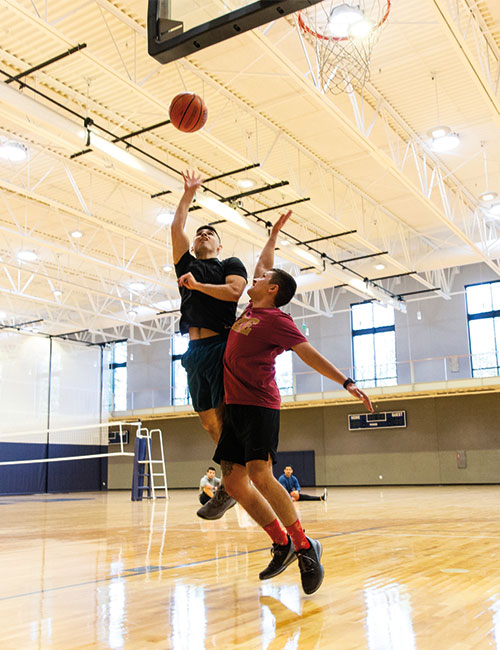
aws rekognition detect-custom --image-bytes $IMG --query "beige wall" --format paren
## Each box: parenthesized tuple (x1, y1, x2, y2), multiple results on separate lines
(108, 392, 500, 489)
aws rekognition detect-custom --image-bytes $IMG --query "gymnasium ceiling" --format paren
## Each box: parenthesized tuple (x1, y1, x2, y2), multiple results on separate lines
(1, 0, 500, 343)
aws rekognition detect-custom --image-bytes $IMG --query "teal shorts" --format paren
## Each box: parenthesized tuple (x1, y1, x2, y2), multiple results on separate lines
(181, 335, 227, 412)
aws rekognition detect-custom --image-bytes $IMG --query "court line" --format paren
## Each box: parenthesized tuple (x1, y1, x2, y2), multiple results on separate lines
(0, 497, 95, 505)
(0, 525, 383, 602)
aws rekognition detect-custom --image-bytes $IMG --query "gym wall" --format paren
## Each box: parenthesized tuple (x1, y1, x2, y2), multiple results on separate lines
(108, 390, 500, 489)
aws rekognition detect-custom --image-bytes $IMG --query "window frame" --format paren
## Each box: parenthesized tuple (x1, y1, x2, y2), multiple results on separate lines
(109, 340, 127, 411)
(465, 279, 500, 378)
(351, 301, 397, 388)
(171, 332, 191, 406)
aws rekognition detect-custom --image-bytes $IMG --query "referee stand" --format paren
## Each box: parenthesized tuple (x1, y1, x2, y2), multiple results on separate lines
(131, 426, 168, 501)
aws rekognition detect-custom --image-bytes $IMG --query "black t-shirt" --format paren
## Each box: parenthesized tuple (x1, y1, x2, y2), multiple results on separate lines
(175, 250, 247, 335)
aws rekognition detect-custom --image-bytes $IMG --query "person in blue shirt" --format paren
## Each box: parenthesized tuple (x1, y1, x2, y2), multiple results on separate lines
(278, 465, 327, 502)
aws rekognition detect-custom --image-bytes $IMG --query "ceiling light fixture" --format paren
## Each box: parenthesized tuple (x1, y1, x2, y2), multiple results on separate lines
(17, 250, 37, 262)
(348, 17, 373, 38)
(53, 289, 63, 298)
(375, 263, 385, 270)
(127, 309, 138, 319)
(479, 191, 497, 203)
(162, 264, 173, 272)
(326, 3, 365, 38)
(157, 210, 175, 225)
(237, 178, 255, 189)
(280, 239, 290, 246)
(427, 126, 460, 152)
(129, 281, 146, 292)
(71, 229, 83, 239)
(0, 140, 28, 163)
(479, 145, 497, 205)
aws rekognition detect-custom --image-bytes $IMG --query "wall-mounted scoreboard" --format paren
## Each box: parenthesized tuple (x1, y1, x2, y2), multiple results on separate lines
(348, 411, 406, 430)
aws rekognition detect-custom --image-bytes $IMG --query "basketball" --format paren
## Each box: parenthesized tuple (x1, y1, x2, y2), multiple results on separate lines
(169, 92, 208, 133)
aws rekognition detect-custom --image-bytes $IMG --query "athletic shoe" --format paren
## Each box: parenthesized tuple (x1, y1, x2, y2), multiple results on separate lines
(296, 537, 324, 594)
(196, 484, 236, 520)
(322, 488, 328, 501)
(259, 535, 297, 580)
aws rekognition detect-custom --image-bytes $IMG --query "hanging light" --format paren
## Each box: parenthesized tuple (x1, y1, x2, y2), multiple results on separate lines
(71, 229, 83, 239)
(237, 178, 255, 189)
(326, 4, 365, 38)
(0, 140, 28, 163)
(427, 126, 460, 152)
(479, 191, 497, 203)
(162, 264, 173, 272)
(157, 210, 175, 225)
(479, 146, 497, 204)
(53, 289, 63, 298)
(348, 17, 374, 39)
(129, 281, 146, 292)
(17, 250, 37, 262)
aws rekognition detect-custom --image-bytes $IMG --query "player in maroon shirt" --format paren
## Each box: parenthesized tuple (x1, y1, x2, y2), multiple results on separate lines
(214, 211, 373, 594)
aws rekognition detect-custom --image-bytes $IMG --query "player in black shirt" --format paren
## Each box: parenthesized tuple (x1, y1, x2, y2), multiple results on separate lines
(172, 170, 248, 519)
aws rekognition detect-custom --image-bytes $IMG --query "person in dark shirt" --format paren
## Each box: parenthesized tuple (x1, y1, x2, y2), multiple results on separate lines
(278, 465, 326, 502)
(172, 170, 248, 520)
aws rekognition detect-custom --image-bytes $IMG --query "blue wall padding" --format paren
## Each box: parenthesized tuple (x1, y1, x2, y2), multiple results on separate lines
(0, 443, 107, 495)
(0, 442, 47, 494)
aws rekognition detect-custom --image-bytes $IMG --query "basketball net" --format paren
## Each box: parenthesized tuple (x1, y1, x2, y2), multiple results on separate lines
(297, 1, 391, 94)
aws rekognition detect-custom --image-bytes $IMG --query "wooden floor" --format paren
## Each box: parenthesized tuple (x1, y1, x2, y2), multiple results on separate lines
(2, 486, 500, 649)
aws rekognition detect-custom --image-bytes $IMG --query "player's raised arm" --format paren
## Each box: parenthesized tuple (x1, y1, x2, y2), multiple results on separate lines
(292, 341, 374, 413)
(254, 210, 292, 278)
(171, 170, 203, 264)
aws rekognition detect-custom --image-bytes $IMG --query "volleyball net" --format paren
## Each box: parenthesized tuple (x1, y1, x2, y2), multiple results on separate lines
(0, 420, 141, 466)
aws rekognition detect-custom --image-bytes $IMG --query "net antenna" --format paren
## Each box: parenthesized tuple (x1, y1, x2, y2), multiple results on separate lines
(297, 1, 391, 94)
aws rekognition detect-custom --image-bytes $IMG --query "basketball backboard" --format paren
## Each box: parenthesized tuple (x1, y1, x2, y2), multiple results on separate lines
(148, 0, 324, 64)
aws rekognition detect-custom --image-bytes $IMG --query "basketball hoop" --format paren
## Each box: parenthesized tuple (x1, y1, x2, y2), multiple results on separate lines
(297, 1, 391, 94)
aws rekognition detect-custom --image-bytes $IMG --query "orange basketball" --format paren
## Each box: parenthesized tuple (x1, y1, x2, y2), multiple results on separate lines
(169, 92, 208, 133)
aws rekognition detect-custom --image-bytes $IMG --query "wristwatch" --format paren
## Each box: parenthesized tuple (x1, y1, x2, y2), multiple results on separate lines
(343, 377, 355, 389)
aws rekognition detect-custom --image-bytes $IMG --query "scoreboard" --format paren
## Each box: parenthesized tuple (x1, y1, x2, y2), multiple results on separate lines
(348, 411, 406, 430)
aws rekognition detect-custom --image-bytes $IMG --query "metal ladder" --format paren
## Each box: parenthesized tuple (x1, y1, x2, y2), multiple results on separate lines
(136, 427, 168, 500)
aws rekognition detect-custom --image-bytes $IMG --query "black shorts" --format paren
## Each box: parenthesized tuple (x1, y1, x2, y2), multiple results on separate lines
(213, 404, 280, 467)
(181, 335, 226, 412)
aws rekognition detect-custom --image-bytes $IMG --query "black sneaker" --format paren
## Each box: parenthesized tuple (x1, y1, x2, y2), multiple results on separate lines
(259, 535, 297, 580)
(296, 537, 324, 594)
(196, 484, 236, 520)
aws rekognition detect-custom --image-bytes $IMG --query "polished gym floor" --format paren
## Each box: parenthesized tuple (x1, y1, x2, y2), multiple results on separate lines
(2, 486, 500, 649)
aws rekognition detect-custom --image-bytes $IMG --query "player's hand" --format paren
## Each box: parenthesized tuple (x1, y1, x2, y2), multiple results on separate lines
(346, 382, 374, 412)
(182, 170, 203, 192)
(271, 210, 292, 237)
(290, 490, 300, 501)
(178, 272, 200, 290)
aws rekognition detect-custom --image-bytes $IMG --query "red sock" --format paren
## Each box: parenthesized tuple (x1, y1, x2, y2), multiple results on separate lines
(285, 519, 310, 551)
(263, 519, 288, 546)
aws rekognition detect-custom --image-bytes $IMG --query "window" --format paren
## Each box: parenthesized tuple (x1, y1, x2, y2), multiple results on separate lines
(276, 350, 293, 395)
(171, 332, 191, 405)
(351, 302, 396, 388)
(465, 280, 500, 377)
(110, 341, 127, 411)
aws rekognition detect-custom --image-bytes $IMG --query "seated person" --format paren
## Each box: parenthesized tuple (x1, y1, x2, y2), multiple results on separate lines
(278, 465, 327, 502)
(199, 466, 221, 505)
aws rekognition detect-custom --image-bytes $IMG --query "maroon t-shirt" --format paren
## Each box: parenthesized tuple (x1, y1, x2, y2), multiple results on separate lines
(223, 304, 307, 409)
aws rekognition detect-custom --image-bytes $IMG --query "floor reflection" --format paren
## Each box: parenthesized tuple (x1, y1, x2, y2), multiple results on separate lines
(490, 596, 500, 649)
(364, 581, 416, 650)
(260, 583, 326, 649)
(170, 583, 206, 650)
